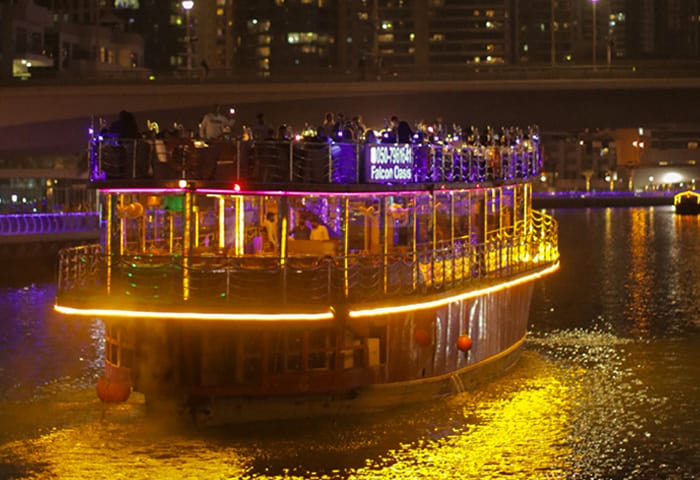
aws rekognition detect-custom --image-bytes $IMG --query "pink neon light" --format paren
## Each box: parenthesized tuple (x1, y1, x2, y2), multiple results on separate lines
(100, 186, 488, 197)
(195, 188, 465, 197)
(100, 188, 187, 194)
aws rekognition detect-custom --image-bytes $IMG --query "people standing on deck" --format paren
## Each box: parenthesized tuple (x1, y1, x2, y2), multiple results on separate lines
(397, 119, 413, 143)
(309, 217, 330, 241)
(109, 110, 140, 139)
(433, 116, 446, 140)
(322, 112, 335, 138)
(199, 104, 233, 142)
(386, 115, 399, 143)
(252, 113, 272, 141)
(106, 111, 142, 178)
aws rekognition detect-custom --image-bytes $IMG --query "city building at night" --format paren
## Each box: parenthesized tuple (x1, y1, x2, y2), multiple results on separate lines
(539, 125, 700, 192)
(3, 0, 699, 80)
(1, 0, 146, 80)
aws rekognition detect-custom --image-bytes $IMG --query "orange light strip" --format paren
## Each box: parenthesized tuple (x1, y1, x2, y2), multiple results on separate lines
(54, 262, 558, 322)
(53, 305, 334, 322)
(348, 261, 560, 318)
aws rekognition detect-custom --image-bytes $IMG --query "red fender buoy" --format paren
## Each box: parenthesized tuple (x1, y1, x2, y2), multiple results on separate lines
(457, 334, 473, 352)
(414, 328, 431, 346)
(96, 375, 131, 403)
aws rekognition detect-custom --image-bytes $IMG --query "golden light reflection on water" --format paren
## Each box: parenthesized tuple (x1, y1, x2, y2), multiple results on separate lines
(348, 360, 575, 479)
(0, 353, 582, 480)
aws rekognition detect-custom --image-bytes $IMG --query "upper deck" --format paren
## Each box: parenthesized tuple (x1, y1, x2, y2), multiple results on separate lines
(88, 127, 542, 191)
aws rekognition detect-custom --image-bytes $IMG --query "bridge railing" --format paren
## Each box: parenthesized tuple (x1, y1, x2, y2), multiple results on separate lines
(89, 134, 542, 185)
(0, 212, 100, 237)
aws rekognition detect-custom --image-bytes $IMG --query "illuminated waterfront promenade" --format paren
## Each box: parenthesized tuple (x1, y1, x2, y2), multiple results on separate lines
(532, 190, 676, 208)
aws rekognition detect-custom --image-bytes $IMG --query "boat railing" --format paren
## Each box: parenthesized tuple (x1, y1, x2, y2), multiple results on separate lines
(89, 135, 542, 185)
(56, 212, 558, 310)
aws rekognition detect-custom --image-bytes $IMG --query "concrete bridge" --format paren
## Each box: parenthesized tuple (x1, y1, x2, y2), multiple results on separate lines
(2, 76, 700, 157)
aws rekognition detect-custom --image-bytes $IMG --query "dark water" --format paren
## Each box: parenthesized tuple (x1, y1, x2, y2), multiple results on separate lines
(0, 206, 698, 480)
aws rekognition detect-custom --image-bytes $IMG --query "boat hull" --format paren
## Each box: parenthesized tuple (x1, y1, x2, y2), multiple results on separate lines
(675, 203, 700, 215)
(109, 281, 534, 424)
(178, 335, 524, 426)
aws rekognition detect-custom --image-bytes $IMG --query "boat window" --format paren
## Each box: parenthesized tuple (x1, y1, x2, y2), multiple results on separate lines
(347, 196, 381, 254)
(501, 186, 515, 233)
(454, 191, 469, 243)
(193, 195, 217, 250)
(105, 322, 133, 369)
(485, 188, 500, 238)
(242, 332, 263, 383)
(469, 190, 485, 244)
(387, 194, 413, 252)
(415, 193, 433, 249)
(309, 329, 336, 370)
(434, 192, 452, 249)
(270, 330, 304, 373)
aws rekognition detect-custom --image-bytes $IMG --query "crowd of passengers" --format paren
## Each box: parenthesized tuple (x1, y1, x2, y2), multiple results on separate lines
(104, 106, 539, 149)
(98, 107, 539, 182)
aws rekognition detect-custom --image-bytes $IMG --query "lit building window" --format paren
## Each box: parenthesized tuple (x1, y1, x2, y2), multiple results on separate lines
(381, 21, 393, 30)
(115, 0, 139, 7)
(216, 8, 223, 15)
(287, 32, 318, 44)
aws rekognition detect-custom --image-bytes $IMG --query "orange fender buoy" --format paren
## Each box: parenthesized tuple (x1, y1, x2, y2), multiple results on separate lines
(457, 334, 473, 352)
(414, 328, 431, 346)
(96, 375, 131, 403)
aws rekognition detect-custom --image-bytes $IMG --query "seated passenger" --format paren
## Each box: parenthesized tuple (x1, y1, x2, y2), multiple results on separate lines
(290, 217, 311, 240)
(309, 218, 330, 241)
